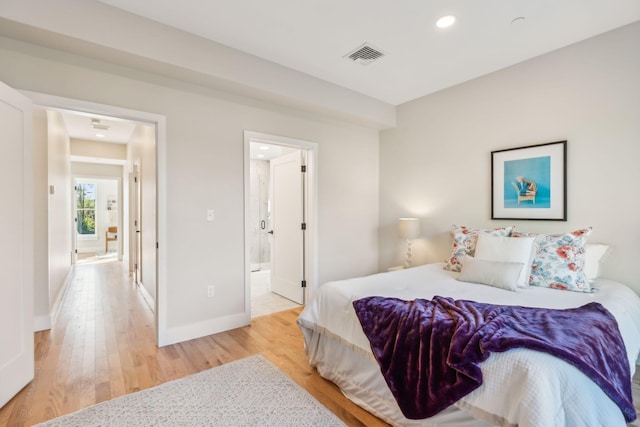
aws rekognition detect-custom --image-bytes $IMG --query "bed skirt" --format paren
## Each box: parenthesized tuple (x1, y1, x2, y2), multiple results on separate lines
(301, 325, 494, 427)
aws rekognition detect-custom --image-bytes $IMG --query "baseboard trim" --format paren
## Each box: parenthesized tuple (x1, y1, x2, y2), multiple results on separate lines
(38, 266, 74, 332)
(33, 314, 51, 332)
(137, 281, 155, 313)
(163, 312, 250, 347)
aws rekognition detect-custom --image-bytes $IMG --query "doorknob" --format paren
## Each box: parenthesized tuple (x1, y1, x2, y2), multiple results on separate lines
(268, 230, 274, 235)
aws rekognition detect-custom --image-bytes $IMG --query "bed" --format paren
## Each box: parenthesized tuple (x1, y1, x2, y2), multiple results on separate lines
(297, 227, 640, 427)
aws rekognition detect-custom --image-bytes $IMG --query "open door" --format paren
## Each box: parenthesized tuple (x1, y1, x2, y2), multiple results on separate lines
(0, 81, 34, 407)
(269, 151, 305, 304)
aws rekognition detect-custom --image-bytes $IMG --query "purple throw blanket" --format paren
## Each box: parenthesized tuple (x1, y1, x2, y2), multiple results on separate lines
(353, 295, 635, 422)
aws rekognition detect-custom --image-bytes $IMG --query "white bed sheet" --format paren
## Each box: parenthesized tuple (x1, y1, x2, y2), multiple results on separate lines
(298, 263, 640, 426)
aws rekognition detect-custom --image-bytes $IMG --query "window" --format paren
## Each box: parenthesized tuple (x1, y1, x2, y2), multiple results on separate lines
(76, 183, 96, 236)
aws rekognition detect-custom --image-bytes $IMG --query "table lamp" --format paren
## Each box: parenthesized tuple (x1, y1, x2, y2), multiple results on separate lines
(398, 217, 420, 268)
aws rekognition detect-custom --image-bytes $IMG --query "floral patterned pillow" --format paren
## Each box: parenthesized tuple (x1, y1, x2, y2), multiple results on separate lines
(443, 225, 514, 272)
(513, 228, 592, 291)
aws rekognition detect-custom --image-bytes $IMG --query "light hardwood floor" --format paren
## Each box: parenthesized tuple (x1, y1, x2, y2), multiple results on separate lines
(0, 260, 386, 427)
(1, 259, 639, 426)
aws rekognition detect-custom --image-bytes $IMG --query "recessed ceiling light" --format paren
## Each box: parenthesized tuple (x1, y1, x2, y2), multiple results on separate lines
(259, 146, 270, 150)
(436, 15, 456, 29)
(96, 133, 105, 138)
(257, 154, 265, 158)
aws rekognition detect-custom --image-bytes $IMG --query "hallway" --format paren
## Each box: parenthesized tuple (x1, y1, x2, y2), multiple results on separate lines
(0, 260, 158, 425)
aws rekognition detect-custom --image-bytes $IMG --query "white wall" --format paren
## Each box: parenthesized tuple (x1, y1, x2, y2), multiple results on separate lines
(379, 22, 640, 292)
(46, 110, 72, 315)
(0, 37, 379, 343)
(32, 109, 49, 330)
(70, 139, 127, 161)
(127, 124, 157, 303)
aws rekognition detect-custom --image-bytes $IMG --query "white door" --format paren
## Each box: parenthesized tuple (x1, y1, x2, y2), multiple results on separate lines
(269, 151, 305, 304)
(0, 81, 34, 408)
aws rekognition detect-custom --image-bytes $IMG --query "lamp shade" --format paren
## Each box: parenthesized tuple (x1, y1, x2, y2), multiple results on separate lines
(398, 218, 420, 240)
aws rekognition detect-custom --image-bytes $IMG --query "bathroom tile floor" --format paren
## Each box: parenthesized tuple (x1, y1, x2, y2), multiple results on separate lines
(251, 270, 302, 318)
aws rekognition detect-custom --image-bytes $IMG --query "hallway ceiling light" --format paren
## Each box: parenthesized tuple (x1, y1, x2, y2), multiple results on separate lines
(96, 133, 105, 137)
(259, 146, 270, 150)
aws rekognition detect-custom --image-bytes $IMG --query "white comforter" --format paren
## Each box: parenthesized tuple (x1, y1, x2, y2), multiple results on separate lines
(298, 263, 640, 426)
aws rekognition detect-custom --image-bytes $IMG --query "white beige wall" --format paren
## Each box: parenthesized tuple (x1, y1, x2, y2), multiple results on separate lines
(32, 109, 49, 330)
(46, 110, 72, 316)
(71, 162, 123, 178)
(0, 37, 379, 344)
(380, 22, 640, 292)
(70, 139, 127, 161)
(127, 124, 157, 303)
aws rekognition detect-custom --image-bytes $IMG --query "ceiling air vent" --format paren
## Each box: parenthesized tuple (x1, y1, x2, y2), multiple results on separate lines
(343, 43, 385, 66)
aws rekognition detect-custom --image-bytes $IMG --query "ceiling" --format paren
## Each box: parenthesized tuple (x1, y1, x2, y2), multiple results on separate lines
(58, 113, 298, 162)
(95, 0, 640, 105)
(60, 111, 136, 144)
(249, 142, 297, 161)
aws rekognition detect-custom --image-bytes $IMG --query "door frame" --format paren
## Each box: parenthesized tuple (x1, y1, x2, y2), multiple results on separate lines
(23, 90, 168, 346)
(130, 162, 142, 284)
(243, 131, 318, 316)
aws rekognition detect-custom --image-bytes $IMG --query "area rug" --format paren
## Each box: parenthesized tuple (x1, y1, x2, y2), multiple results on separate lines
(36, 355, 346, 426)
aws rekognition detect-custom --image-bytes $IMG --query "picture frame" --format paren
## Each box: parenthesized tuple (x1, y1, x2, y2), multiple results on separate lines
(491, 140, 567, 221)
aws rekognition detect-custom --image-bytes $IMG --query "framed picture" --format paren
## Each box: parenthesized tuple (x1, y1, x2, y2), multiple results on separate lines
(491, 140, 567, 221)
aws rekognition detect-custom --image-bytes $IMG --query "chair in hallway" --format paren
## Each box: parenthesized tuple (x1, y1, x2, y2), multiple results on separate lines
(105, 226, 117, 253)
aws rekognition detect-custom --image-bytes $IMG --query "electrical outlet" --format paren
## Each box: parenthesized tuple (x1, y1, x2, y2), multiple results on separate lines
(207, 209, 215, 221)
(207, 285, 215, 298)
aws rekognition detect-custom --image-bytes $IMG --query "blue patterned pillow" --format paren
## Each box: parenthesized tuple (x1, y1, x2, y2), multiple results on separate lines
(514, 228, 592, 291)
(444, 225, 514, 272)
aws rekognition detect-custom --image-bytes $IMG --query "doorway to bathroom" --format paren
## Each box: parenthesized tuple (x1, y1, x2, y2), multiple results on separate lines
(249, 142, 301, 317)
(244, 131, 318, 319)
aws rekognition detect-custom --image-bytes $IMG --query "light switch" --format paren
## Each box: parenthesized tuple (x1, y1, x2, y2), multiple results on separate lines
(207, 209, 215, 221)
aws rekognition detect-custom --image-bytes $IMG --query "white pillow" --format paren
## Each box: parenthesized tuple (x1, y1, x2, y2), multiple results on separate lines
(584, 243, 609, 281)
(474, 234, 535, 287)
(458, 256, 524, 292)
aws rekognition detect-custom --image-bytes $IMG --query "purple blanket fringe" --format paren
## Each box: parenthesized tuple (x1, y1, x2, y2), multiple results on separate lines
(353, 296, 635, 422)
